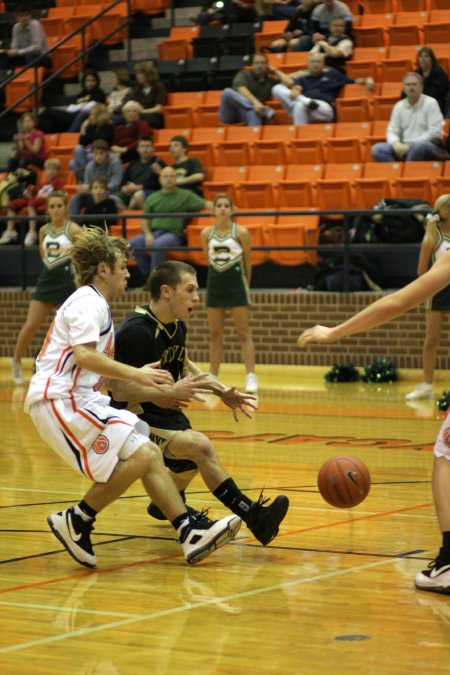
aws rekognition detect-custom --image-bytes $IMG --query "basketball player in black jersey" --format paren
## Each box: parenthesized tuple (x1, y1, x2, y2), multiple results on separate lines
(109, 260, 289, 546)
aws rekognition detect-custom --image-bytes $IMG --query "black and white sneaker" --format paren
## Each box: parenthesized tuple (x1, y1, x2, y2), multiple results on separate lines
(180, 514, 242, 565)
(147, 501, 203, 521)
(246, 492, 289, 546)
(47, 507, 96, 568)
(415, 558, 450, 594)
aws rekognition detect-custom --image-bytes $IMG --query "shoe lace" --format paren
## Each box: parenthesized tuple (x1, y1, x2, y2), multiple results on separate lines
(192, 508, 212, 528)
(255, 490, 270, 508)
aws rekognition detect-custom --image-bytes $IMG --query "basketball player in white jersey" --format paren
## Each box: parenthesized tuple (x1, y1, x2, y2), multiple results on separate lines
(24, 227, 241, 568)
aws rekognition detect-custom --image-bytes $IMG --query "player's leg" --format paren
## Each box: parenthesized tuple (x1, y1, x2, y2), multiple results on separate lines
(12, 300, 53, 384)
(155, 429, 289, 546)
(231, 305, 258, 393)
(406, 310, 442, 400)
(207, 306, 226, 376)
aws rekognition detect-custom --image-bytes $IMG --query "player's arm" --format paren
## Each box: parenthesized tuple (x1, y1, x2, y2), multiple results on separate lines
(108, 371, 210, 409)
(298, 251, 450, 347)
(201, 227, 211, 263)
(73, 344, 173, 388)
(185, 357, 257, 420)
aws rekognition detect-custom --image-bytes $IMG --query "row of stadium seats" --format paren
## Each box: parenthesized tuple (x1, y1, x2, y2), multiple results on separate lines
(109, 213, 320, 267)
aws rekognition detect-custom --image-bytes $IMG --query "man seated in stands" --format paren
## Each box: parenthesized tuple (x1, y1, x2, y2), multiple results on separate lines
(295, 0, 353, 52)
(129, 166, 212, 283)
(69, 139, 123, 217)
(112, 137, 166, 210)
(111, 101, 152, 163)
(271, 0, 316, 53)
(372, 72, 445, 163)
(219, 53, 292, 126)
(0, 4, 50, 69)
(272, 52, 373, 125)
(169, 135, 206, 197)
(306, 17, 353, 72)
(79, 177, 118, 231)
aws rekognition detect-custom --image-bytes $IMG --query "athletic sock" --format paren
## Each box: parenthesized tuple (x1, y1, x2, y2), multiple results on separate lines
(172, 511, 190, 536)
(213, 478, 253, 521)
(75, 500, 97, 522)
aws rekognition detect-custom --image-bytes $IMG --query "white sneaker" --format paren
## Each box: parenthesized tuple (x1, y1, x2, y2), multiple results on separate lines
(11, 359, 24, 385)
(0, 229, 18, 244)
(415, 560, 450, 594)
(405, 382, 434, 400)
(180, 514, 242, 565)
(245, 372, 258, 394)
(24, 231, 38, 246)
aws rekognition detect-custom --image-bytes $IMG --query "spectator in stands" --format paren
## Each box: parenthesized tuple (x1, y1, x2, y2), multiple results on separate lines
(0, 4, 50, 69)
(79, 177, 118, 231)
(106, 67, 133, 116)
(219, 53, 292, 126)
(372, 72, 445, 163)
(123, 62, 167, 130)
(295, 0, 353, 51)
(169, 136, 206, 197)
(69, 139, 123, 217)
(130, 166, 212, 281)
(192, 0, 255, 26)
(307, 16, 353, 71)
(270, 0, 315, 52)
(112, 137, 165, 211)
(111, 100, 151, 163)
(7, 112, 47, 172)
(2, 158, 63, 247)
(272, 52, 373, 125)
(69, 103, 115, 182)
(38, 70, 106, 134)
(414, 47, 449, 115)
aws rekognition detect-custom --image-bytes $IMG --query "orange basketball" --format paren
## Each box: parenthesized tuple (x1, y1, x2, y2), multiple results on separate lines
(317, 455, 371, 508)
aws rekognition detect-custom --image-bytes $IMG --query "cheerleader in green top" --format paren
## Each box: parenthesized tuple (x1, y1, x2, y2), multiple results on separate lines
(11, 191, 82, 385)
(201, 193, 258, 394)
(406, 194, 450, 401)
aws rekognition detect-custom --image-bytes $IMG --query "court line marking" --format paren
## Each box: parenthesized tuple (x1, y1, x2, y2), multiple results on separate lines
(0, 600, 135, 618)
(0, 553, 431, 655)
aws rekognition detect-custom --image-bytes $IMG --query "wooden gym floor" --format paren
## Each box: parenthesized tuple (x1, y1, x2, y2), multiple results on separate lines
(0, 361, 449, 674)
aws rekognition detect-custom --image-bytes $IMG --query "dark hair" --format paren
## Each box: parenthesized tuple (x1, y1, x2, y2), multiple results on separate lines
(90, 176, 107, 189)
(417, 46, 438, 68)
(138, 135, 153, 144)
(170, 135, 189, 149)
(82, 69, 100, 89)
(149, 261, 196, 300)
(16, 4, 32, 14)
(91, 139, 109, 152)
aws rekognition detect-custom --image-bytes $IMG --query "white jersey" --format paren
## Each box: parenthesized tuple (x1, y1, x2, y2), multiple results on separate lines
(207, 222, 244, 272)
(25, 285, 114, 412)
(432, 224, 450, 263)
(41, 220, 76, 270)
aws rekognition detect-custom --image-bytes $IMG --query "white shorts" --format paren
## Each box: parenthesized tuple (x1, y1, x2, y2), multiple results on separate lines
(433, 413, 450, 461)
(30, 393, 150, 483)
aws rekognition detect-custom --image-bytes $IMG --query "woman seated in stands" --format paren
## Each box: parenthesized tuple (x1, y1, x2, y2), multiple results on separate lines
(6, 112, 47, 172)
(122, 61, 167, 130)
(414, 47, 449, 114)
(106, 67, 133, 116)
(111, 100, 151, 163)
(69, 103, 115, 182)
(38, 70, 106, 134)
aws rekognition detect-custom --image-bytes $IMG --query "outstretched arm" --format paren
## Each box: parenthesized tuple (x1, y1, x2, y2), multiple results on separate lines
(298, 251, 450, 347)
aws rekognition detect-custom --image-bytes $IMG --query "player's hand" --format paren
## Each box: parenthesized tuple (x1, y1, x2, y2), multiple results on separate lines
(297, 325, 335, 347)
(158, 373, 211, 410)
(134, 361, 174, 388)
(219, 386, 258, 422)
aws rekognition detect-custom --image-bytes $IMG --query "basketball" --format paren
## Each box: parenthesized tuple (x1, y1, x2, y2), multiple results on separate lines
(317, 455, 371, 508)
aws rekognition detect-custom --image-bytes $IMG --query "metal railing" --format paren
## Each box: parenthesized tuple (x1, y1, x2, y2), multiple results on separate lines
(0, 207, 424, 291)
(0, 0, 133, 119)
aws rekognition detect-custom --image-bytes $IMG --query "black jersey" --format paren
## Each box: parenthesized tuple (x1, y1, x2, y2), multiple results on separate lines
(111, 305, 191, 431)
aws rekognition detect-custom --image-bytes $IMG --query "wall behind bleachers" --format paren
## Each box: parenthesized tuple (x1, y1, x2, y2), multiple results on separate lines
(2, 289, 450, 368)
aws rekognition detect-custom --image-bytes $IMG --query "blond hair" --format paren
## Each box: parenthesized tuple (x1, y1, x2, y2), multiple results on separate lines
(70, 227, 130, 286)
(424, 194, 450, 246)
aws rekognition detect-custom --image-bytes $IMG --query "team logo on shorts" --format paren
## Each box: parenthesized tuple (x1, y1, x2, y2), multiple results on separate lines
(93, 434, 109, 454)
(443, 428, 450, 448)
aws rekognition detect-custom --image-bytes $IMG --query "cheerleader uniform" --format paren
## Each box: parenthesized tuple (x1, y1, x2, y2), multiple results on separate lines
(426, 224, 450, 312)
(206, 222, 250, 308)
(33, 220, 77, 304)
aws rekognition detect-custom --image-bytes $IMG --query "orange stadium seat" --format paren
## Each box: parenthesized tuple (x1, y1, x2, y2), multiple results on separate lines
(340, 83, 376, 99)
(91, 3, 128, 46)
(380, 81, 402, 96)
(429, 10, 450, 22)
(325, 138, 363, 163)
(185, 224, 208, 266)
(6, 69, 44, 114)
(283, 52, 308, 73)
(316, 179, 354, 210)
(355, 178, 393, 208)
(380, 58, 414, 82)
(424, 22, 450, 44)
(396, 0, 427, 8)
(334, 121, 372, 139)
(353, 27, 387, 48)
(335, 98, 371, 122)
(297, 123, 334, 140)
(275, 212, 319, 264)
(278, 164, 321, 208)
(238, 165, 285, 208)
(163, 107, 195, 129)
(217, 126, 262, 166)
(254, 125, 297, 164)
(131, 0, 169, 14)
(361, 0, 394, 11)
(168, 91, 205, 106)
(360, 14, 394, 29)
(364, 161, 402, 180)
(387, 45, 419, 61)
(190, 126, 225, 145)
(395, 11, 429, 27)
(202, 165, 247, 202)
(41, 17, 66, 37)
(288, 139, 324, 164)
(255, 22, 288, 52)
(153, 128, 191, 144)
(346, 60, 378, 81)
(395, 161, 443, 203)
(265, 224, 308, 265)
(187, 142, 215, 168)
(388, 25, 423, 46)
(48, 35, 82, 79)
(373, 95, 399, 120)
(241, 223, 268, 265)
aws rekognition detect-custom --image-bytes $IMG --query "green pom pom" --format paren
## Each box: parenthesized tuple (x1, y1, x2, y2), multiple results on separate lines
(324, 363, 360, 383)
(437, 390, 450, 411)
(361, 357, 397, 383)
